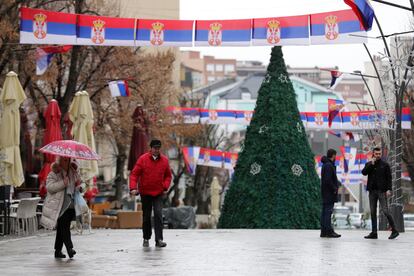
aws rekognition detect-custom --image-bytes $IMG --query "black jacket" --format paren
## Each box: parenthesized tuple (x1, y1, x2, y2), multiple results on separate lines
(361, 159, 392, 192)
(321, 156, 340, 204)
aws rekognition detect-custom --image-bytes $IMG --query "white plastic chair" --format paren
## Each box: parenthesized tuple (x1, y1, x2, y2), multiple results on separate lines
(9, 197, 41, 235)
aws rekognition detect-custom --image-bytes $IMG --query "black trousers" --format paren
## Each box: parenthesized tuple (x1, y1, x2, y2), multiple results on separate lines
(54, 208, 75, 252)
(320, 202, 334, 233)
(369, 190, 396, 232)
(141, 195, 163, 241)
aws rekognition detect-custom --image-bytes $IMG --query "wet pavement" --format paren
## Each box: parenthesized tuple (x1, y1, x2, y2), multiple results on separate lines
(0, 229, 413, 275)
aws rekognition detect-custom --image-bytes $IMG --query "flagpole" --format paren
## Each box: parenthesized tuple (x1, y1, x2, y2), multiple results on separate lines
(353, 70, 378, 110)
(371, 0, 412, 11)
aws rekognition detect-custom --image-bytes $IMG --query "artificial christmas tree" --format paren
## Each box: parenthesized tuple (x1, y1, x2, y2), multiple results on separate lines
(218, 46, 321, 229)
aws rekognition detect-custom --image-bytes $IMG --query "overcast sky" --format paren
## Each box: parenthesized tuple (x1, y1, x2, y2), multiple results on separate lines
(180, 0, 413, 72)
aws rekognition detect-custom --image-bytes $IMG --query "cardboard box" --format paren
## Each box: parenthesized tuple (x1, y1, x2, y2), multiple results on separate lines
(117, 211, 143, 229)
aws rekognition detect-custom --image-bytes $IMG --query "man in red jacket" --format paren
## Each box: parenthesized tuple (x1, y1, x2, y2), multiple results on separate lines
(130, 139, 172, 248)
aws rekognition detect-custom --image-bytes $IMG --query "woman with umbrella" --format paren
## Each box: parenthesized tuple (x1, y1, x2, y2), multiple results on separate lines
(39, 140, 100, 259)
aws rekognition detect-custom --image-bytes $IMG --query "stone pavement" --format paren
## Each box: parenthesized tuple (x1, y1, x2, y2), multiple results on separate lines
(1, 229, 413, 275)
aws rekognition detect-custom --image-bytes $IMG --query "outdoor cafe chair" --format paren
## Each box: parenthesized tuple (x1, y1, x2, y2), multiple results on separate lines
(9, 197, 41, 236)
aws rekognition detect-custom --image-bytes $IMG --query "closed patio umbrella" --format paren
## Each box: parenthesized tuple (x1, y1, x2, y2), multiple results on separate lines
(0, 71, 27, 187)
(38, 99, 62, 197)
(68, 91, 98, 186)
(127, 105, 148, 170)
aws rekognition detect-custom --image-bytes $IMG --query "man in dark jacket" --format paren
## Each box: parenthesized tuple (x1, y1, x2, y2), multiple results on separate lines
(320, 149, 341, 238)
(130, 139, 172, 247)
(362, 147, 399, 239)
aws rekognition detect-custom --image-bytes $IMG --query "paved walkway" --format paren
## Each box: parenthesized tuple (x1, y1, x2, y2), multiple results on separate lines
(1, 229, 413, 275)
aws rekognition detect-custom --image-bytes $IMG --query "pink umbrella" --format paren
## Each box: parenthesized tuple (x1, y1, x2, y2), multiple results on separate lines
(39, 140, 100, 160)
(38, 100, 63, 197)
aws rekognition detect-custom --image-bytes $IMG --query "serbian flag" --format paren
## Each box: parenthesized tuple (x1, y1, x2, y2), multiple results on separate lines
(77, 15, 136, 46)
(166, 106, 200, 124)
(310, 9, 367, 45)
(340, 146, 357, 173)
(36, 45, 72, 75)
(136, 19, 193, 47)
(199, 109, 237, 125)
(224, 152, 238, 170)
(20, 7, 77, 44)
(109, 80, 130, 97)
(329, 70, 344, 90)
(328, 99, 345, 127)
(252, 15, 309, 46)
(195, 19, 251, 46)
(344, 0, 375, 31)
(197, 148, 224, 168)
(328, 131, 360, 142)
(402, 107, 412, 129)
(182, 147, 200, 175)
(300, 112, 307, 128)
(306, 112, 329, 129)
(234, 110, 254, 125)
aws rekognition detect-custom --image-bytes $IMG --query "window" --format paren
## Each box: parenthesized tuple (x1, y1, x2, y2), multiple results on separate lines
(207, 76, 215, 83)
(241, 93, 251, 100)
(224, 64, 235, 73)
(215, 64, 223, 71)
(206, 64, 215, 72)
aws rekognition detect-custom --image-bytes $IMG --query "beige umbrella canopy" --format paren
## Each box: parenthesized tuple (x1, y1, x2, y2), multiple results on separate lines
(68, 91, 98, 184)
(0, 71, 27, 187)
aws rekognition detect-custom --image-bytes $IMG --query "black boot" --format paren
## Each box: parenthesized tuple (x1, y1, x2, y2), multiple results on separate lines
(325, 230, 341, 238)
(364, 232, 378, 239)
(155, 240, 167, 248)
(388, 230, 399, 240)
(67, 248, 76, 259)
(54, 251, 66, 258)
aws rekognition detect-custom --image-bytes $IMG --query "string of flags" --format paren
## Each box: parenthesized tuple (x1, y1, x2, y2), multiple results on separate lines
(182, 147, 238, 175)
(20, 4, 373, 47)
(167, 106, 412, 130)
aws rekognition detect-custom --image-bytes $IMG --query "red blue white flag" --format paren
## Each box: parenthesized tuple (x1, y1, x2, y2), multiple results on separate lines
(77, 15, 136, 46)
(252, 15, 309, 46)
(234, 110, 254, 125)
(199, 109, 237, 124)
(166, 107, 200, 124)
(300, 112, 307, 128)
(340, 146, 357, 173)
(197, 148, 224, 168)
(344, 0, 375, 31)
(36, 45, 72, 75)
(329, 70, 344, 90)
(136, 19, 193, 47)
(306, 112, 329, 129)
(20, 7, 77, 44)
(224, 152, 238, 170)
(109, 80, 130, 97)
(195, 19, 251, 46)
(182, 147, 200, 175)
(328, 130, 360, 142)
(310, 9, 367, 45)
(402, 107, 412, 129)
(328, 99, 345, 127)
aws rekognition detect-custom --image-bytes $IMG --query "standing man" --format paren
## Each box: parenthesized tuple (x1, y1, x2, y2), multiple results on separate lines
(130, 139, 172, 247)
(362, 147, 399, 239)
(320, 149, 341, 238)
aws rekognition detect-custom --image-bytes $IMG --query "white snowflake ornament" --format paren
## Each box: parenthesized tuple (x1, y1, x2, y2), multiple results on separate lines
(291, 164, 303, 176)
(250, 162, 261, 175)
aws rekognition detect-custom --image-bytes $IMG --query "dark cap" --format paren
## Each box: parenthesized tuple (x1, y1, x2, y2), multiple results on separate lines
(150, 139, 162, 148)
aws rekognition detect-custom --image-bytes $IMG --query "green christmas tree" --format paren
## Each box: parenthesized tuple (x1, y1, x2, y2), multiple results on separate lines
(218, 46, 321, 229)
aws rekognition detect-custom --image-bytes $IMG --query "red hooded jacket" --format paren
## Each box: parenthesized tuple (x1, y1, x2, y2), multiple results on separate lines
(129, 152, 172, 196)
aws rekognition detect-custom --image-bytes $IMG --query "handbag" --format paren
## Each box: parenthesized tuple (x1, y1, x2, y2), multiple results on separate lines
(74, 190, 89, 216)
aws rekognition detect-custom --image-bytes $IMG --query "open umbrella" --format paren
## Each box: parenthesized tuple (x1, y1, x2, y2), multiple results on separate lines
(0, 71, 27, 187)
(68, 91, 98, 183)
(38, 100, 63, 196)
(39, 140, 100, 160)
(127, 105, 148, 170)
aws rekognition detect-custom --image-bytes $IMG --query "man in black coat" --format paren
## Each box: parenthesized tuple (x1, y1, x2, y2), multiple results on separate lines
(320, 149, 341, 238)
(362, 147, 399, 240)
